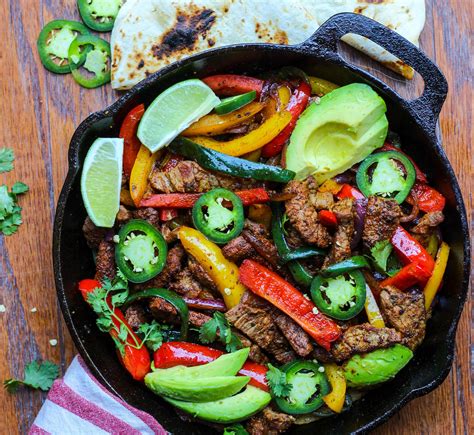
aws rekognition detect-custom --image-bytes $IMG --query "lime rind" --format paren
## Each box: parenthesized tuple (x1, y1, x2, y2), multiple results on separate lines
(137, 79, 220, 153)
(81, 137, 123, 228)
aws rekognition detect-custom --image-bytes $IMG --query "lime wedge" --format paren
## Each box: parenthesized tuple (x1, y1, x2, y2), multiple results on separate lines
(137, 79, 220, 152)
(81, 137, 123, 228)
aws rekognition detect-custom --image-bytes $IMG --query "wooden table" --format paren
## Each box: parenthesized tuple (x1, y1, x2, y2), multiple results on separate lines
(0, 1, 471, 433)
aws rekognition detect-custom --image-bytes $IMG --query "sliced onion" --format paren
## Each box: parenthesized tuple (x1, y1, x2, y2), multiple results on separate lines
(182, 297, 226, 312)
(351, 198, 367, 249)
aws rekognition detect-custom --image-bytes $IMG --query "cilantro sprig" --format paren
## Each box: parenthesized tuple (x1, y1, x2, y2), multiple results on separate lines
(223, 424, 249, 435)
(4, 360, 59, 393)
(199, 312, 242, 353)
(266, 363, 292, 398)
(0, 148, 14, 174)
(369, 240, 401, 277)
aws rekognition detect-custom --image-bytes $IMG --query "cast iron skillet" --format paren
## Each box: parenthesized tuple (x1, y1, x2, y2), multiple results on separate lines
(53, 13, 470, 434)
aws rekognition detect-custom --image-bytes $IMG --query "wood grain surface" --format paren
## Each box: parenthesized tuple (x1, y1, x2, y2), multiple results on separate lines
(0, 1, 471, 433)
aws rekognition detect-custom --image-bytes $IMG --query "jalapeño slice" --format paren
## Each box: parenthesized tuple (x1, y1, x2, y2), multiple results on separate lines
(311, 270, 367, 321)
(78, 0, 123, 32)
(37, 20, 90, 74)
(356, 150, 416, 204)
(214, 91, 257, 115)
(274, 361, 330, 414)
(115, 219, 168, 283)
(68, 35, 111, 88)
(192, 188, 244, 244)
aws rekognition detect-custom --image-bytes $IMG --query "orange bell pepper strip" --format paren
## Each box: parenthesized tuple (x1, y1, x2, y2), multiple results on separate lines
(182, 102, 265, 136)
(120, 189, 135, 208)
(120, 104, 145, 178)
(322, 364, 346, 413)
(189, 111, 292, 157)
(178, 226, 247, 308)
(78, 279, 151, 381)
(129, 145, 161, 207)
(239, 259, 341, 350)
(424, 242, 450, 309)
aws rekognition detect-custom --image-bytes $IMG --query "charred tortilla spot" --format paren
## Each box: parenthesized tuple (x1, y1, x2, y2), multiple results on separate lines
(137, 59, 145, 69)
(152, 7, 216, 60)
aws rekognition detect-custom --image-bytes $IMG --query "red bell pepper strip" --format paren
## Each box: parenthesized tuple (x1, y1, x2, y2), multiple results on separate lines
(261, 81, 311, 157)
(120, 104, 145, 178)
(381, 143, 428, 183)
(408, 182, 445, 213)
(158, 154, 185, 221)
(381, 261, 432, 290)
(336, 184, 365, 200)
(78, 279, 151, 381)
(239, 260, 341, 350)
(153, 342, 268, 391)
(202, 74, 264, 97)
(318, 210, 338, 228)
(390, 226, 435, 272)
(140, 188, 270, 208)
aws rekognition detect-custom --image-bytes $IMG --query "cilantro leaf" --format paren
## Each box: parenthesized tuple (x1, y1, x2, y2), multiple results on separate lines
(0, 182, 28, 236)
(0, 148, 14, 174)
(223, 424, 249, 435)
(0, 185, 15, 215)
(111, 288, 129, 306)
(112, 336, 126, 357)
(199, 316, 219, 344)
(199, 312, 242, 353)
(370, 240, 393, 273)
(4, 360, 59, 393)
(138, 321, 166, 352)
(11, 182, 29, 195)
(96, 316, 113, 333)
(118, 323, 128, 342)
(266, 363, 292, 398)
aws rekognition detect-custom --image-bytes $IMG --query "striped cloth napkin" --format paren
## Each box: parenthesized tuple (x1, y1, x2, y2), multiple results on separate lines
(30, 356, 166, 435)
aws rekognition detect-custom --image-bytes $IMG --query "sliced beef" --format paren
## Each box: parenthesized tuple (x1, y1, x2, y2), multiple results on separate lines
(226, 292, 296, 363)
(158, 221, 180, 244)
(246, 407, 295, 435)
(312, 346, 337, 363)
(95, 240, 116, 282)
(82, 217, 108, 249)
(116, 205, 133, 224)
(272, 311, 313, 357)
(150, 160, 254, 193)
(133, 207, 160, 228)
(284, 177, 331, 247)
(187, 256, 217, 292)
(323, 198, 355, 267)
(411, 211, 444, 234)
(149, 297, 178, 324)
(331, 323, 402, 361)
(363, 196, 401, 249)
(380, 286, 427, 350)
(169, 267, 215, 299)
(284, 224, 305, 250)
(222, 234, 256, 263)
(124, 303, 150, 330)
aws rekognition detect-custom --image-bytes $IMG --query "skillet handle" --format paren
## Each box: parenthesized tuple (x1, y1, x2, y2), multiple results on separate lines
(300, 13, 448, 128)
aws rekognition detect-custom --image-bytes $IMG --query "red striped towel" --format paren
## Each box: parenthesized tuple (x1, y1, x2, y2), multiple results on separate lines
(30, 356, 166, 434)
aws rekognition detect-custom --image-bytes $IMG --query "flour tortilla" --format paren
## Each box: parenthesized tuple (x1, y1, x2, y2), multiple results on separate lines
(111, 0, 425, 89)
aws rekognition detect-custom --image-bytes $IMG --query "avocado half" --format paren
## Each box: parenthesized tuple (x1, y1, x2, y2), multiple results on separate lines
(285, 83, 389, 183)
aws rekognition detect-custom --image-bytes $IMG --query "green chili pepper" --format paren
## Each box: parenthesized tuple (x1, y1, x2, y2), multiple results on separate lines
(77, 0, 123, 32)
(68, 35, 111, 88)
(274, 360, 330, 414)
(169, 138, 295, 183)
(311, 270, 367, 321)
(192, 188, 244, 244)
(321, 256, 370, 277)
(356, 151, 416, 204)
(214, 91, 257, 115)
(37, 20, 90, 74)
(280, 246, 327, 263)
(125, 288, 188, 340)
(271, 203, 313, 287)
(115, 219, 168, 283)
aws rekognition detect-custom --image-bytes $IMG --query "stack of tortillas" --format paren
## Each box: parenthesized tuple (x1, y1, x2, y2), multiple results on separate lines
(111, 0, 426, 90)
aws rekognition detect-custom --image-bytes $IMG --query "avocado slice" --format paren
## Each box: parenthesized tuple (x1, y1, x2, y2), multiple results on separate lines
(343, 344, 413, 387)
(145, 374, 250, 402)
(163, 385, 272, 423)
(286, 83, 388, 182)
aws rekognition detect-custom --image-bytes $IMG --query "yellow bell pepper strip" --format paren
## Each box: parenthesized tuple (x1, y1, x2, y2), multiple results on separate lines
(318, 179, 343, 195)
(364, 284, 385, 328)
(242, 148, 262, 162)
(322, 364, 347, 413)
(129, 145, 160, 207)
(262, 85, 291, 119)
(177, 226, 246, 308)
(248, 204, 272, 231)
(308, 76, 339, 96)
(424, 242, 450, 310)
(181, 102, 265, 137)
(120, 189, 135, 208)
(189, 111, 292, 157)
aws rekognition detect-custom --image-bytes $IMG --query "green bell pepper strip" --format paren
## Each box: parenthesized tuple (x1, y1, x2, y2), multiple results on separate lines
(321, 256, 370, 277)
(274, 360, 330, 415)
(124, 288, 188, 340)
(169, 137, 295, 183)
(280, 246, 327, 263)
(192, 188, 245, 244)
(115, 219, 168, 283)
(311, 270, 367, 321)
(37, 20, 90, 74)
(271, 203, 313, 287)
(356, 151, 416, 204)
(68, 35, 111, 88)
(77, 0, 123, 32)
(214, 91, 257, 115)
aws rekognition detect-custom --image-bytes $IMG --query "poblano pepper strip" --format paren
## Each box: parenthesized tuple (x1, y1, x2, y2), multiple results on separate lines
(169, 137, 295, 183)
(77, 0, 123, 32)
(280, 246, 327, 263)
(125, 288, 189, 340)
